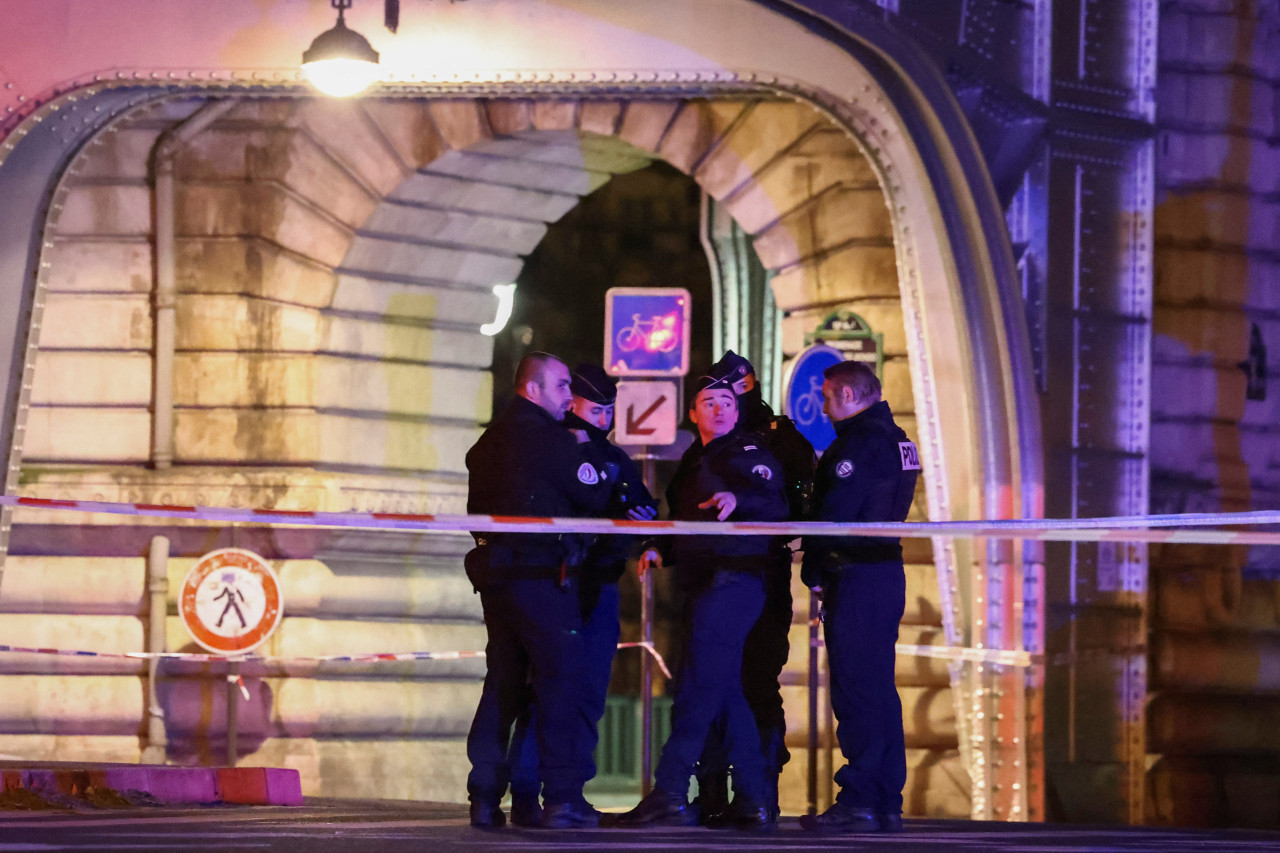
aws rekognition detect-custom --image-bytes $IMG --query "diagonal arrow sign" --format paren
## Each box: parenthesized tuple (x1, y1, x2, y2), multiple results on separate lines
(626, 396, 666, 435)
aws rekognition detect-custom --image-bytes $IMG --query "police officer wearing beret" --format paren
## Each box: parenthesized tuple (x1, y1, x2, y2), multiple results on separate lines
(615, 374, 789, 831)
(504, 364, 657, 825)
(463, 352, 615, 830)
(799, 360, 919, 834)
(698, 351, 815, 822)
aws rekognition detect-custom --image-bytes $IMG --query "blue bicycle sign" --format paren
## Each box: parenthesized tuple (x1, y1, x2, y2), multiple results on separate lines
(783, 343, 845, 452)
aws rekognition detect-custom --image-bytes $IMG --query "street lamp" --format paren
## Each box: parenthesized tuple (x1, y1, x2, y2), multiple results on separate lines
(302, 0, 381, 97)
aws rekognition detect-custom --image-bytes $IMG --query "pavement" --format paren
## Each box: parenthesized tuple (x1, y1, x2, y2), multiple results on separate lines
(1, 800, 1279, 852)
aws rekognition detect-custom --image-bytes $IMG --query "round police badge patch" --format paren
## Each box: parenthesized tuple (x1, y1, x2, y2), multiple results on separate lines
(836, 460, 854, 479)
(577, 463, 599, 485)
(752, 465, 773, 480)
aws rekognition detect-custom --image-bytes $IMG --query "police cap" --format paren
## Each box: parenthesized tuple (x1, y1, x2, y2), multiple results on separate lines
(570, 363, 618, 404)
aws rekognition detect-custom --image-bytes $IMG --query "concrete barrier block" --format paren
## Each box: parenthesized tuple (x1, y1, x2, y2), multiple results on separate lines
(145, 766, 219, 804)
(216, 766, 303, 805)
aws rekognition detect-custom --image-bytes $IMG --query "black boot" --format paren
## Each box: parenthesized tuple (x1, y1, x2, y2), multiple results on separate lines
(613, 788, 698, 827)
(799, 801, 881, 834)
(540, 798, 601, 829)
(509, 796, 543, 828)
(718, 797, 776, 832)
(469, 800, 506, 829)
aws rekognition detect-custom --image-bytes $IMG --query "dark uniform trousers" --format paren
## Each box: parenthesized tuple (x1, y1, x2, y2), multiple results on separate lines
(465, 576, 595, 806)
(700, 557, 791, 786)
(507, 580, 620, 803)
(824, 562, 907, 814)
(655, 570, 768, 804)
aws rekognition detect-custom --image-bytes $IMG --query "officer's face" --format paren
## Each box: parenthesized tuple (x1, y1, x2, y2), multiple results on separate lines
(533, 360, 574, 420)
(571, 395, 614, 430)
(731, 372, 756, 396)
(822, 379, 858, 422)
(690, 388, 738, 443)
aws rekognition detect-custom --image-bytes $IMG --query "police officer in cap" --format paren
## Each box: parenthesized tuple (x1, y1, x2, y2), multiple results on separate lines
(614, 373, 788, 831)
(463, 352, 615, 829)
(798, 360, 919, 834)
(504, 364, 658, 825)
(698, 351, 815, 821)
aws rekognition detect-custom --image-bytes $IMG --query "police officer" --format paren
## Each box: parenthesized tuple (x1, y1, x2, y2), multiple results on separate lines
(464, 352, 615, 830)
(798, 360, 919, 834)
(614, 374, 789, 831)
(504, 364, 657, 825)
(698, 351, 815, 821)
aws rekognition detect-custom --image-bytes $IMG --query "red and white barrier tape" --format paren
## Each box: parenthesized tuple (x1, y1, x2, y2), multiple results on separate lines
(0, 639, 1034, 670)
(0, 641, 675, 679)
(5, 495, 1280, 545)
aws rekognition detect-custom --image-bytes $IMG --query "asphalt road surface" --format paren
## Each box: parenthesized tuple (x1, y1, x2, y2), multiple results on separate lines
(1, 801, 1278, 852)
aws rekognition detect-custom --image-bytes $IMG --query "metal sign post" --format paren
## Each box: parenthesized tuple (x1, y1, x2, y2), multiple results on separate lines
(179, 548, 283, 767)
(639, 450, 656, 796)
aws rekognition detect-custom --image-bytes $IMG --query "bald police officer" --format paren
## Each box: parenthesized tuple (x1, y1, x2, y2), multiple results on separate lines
(464, 352, 614, 830)
(799, 360, 919, 834)
(504, 364, 657, 825)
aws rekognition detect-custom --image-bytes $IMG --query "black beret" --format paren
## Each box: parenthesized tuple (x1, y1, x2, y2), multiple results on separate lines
(709, 349, 754, 383)
(570, 363, 618, 404)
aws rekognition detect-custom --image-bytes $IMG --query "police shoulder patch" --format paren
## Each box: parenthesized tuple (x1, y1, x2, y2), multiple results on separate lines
(898, 441, 921, 471)
(577, 463, 599, 484)
(752, 464, 773, 480)
(835, 459, 854, 479)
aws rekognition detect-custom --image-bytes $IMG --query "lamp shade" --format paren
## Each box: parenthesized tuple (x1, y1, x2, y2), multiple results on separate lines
(302, 17, 381, 97)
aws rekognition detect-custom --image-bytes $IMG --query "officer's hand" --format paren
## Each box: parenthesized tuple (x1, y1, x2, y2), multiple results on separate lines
(638, 549, 663, 576)
(569, 429, 590, 444)
(698, 491, 737, 521)
(626, 505, 658, 521)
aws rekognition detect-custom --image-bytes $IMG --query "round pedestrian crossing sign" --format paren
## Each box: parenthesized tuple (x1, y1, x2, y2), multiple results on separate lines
(179, 548, 283, 653)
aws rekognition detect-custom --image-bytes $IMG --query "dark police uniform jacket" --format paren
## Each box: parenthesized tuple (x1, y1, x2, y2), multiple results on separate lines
(738, 390, 816, 520)
(800, 400, 919, 587)
(465, 396, 612, 587)
(564, 411, 656, 583)
(661, 428, 789, 589)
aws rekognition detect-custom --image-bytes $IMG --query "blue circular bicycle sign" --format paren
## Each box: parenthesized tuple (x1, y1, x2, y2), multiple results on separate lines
(783, 343, 845, 452)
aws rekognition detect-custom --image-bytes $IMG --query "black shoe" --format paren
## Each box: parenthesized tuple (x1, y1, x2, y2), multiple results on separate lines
(798, 802, 880, 834)
(720, 798, 776, 832)
(878, 812, 904, 833)
(469, 801, 506, 829)
(613, 789, 698, 827)
(510, 798, 543, 828)
(540, 799, 600, 829)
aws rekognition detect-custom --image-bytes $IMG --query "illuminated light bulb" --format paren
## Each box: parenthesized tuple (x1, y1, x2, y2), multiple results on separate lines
(303, 58, 383, 97)
(302, 1, 381, 98)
